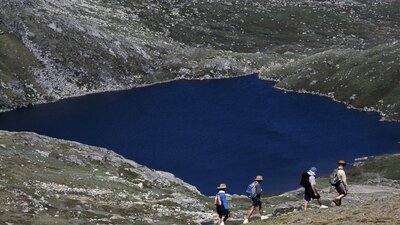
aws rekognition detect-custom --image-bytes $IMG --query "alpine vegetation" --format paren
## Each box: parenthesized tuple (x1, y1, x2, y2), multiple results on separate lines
(0, 131, 213, 224)
(0, 0, 399, 119)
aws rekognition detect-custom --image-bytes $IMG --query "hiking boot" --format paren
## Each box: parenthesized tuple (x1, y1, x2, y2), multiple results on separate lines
(243, 218, 249, 224)
(320, 205, 328, 209)
(332, 199, 340, 206)
(338, 199, 342, 206)
(261, 215, 269, 220)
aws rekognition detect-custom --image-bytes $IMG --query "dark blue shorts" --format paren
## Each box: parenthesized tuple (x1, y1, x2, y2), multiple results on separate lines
(216, 205, 229, 216)
(251, 196, 262, 207)
(304, 187, 320, 202)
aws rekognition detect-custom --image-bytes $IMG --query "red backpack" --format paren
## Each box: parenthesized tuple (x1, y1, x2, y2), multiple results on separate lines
(215, 194, 222, 206)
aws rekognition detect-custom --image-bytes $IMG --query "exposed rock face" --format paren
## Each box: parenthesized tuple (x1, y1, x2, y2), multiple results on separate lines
(0, 0, 267, 111)
(0, 131, 213, 224)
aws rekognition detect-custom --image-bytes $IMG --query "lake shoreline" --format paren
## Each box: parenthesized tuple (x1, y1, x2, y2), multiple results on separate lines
(2, 72, 397, 124)
(0, 72, 254, 113)
(258, 76, 398, 123)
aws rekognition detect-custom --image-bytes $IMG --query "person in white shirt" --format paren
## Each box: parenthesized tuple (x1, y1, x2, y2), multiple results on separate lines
(304, 167, 328, 210)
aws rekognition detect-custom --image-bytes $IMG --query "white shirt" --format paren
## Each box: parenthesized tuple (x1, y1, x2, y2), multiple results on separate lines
(309, 175, 316, 186)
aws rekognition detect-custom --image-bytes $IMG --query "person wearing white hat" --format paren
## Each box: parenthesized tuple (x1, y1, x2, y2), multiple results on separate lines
(243, 175, 268, 224)
(215, 184, 230, 225)
(303, 167, 328, 210)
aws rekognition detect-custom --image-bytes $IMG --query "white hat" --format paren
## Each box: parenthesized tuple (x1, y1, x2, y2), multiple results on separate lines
(217, 183, 227, 189)
(255, 175, 263, 181)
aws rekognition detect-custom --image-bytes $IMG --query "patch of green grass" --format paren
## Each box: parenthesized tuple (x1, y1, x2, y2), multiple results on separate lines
(348, 154, 400, 181)
(267, 195, 301, 205)
(265, 42, 400, 120)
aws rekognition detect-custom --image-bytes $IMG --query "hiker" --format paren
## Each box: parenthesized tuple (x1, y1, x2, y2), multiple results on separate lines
(243, 175, 268, 224)
(332, 160, 348, 206)
(215, 184, 230, 225)
(301, 167, 328, 210)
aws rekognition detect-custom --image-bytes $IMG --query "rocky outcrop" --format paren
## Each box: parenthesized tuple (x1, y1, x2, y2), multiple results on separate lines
(0, 131, 213, 224)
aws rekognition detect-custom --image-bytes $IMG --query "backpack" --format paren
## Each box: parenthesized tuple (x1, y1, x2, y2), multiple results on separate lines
(329, 168, 340, 186)
(215, 194, 222, 206)
(245, 182, 257, 198)
(300, 172, 311, 188)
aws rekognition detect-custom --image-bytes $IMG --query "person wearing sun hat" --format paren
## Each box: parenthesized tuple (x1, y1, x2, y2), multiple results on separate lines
(333, 160, 348, 206)
(303, 167, 328, 210)
(243, 175, 268, 224)
(215, 183, 230, 225)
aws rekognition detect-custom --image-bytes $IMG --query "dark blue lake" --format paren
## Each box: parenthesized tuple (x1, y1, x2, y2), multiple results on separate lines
(1, 75, 399, 195)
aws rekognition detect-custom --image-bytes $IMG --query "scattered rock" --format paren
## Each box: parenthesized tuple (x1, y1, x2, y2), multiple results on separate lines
(272, 201, 303, 216)
(0, 131, 209, 224)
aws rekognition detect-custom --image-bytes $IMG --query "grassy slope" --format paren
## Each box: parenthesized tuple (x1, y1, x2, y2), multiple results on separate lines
(263, 42, 400, 120)
(0, 0, 265, 109)
(250, 195, 400, 225)
(347, 154, 400, 182)
(0, 131, 211, 224)
(0, 0, 399, 119)
(0, 24, 45, 108)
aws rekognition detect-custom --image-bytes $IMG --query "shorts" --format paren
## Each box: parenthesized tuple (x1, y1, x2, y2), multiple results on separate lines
(251, 195, 262, 207)
(335, 183, 347, 195)
(216, 205, 229, 216)
(304, 187, 320, 202)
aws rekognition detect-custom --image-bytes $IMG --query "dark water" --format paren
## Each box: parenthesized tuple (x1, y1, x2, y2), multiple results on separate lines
(1, 75, 399, 195)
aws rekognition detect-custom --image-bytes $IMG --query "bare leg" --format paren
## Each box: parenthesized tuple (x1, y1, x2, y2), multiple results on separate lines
(317, 198, 322, 206)
(246, 206, 255, 219)
(337, 193, 347, 205)
(217, 215, 222, 225)
(304, 201, 309, 210)
(336, 194, 345, 200)
(259, 205, 264, 216)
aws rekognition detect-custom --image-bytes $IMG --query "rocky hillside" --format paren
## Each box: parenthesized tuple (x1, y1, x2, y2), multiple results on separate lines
(263, 41, 400, 121)
(1, 0, 399, 119)
(1, 131, 399, 224)
(250, 193, 400, 225)
(0, 131, 214, 224)
(220, 154, 400, 225)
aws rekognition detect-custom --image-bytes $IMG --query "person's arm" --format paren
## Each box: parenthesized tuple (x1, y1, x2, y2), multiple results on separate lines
(312, 184, 318, 195)
(338, 170, 348, 191)
(309, 176, 318, 195)
(342, 171, 348, 190)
